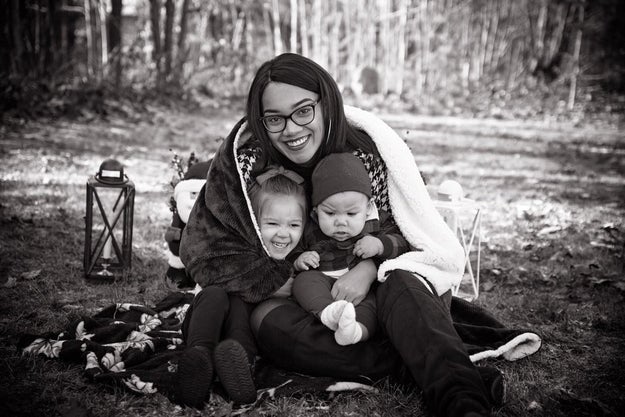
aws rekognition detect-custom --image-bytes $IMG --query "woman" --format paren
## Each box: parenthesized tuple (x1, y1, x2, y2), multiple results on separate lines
(180, 53, 495, 416)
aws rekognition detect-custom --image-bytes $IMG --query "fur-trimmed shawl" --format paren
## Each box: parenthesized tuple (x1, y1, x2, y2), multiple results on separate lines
(343, 106, 465, 295)
(180, 106, 465, 302)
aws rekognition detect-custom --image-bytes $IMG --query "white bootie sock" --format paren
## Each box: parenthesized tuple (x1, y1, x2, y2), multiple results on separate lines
(334, 302, 363, 346)
(320, 300, 348, 331)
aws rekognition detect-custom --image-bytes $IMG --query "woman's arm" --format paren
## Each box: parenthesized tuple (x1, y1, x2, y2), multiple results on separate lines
(331, 259, 376, 306)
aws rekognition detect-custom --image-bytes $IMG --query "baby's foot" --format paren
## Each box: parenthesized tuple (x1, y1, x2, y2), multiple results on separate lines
(320, 300, 348, 331)
(334, 302, 363, 345)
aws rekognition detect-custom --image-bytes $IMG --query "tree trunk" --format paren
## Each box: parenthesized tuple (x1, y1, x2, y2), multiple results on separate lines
(10, 0, 24, 74)
(96, 0, 108, 80)
(175, 0, 191, 81)
(395, 0, 407, 95)
(109, 0, 122, 86)
(84, 0, 94, 79)
(290, 0, 297, 52)
(311, 0, 321, 63)
(344, 0, 357, 91)
(298, 0, 308, 57)
(528, 0, 547, 73)
(478, 2, 490, 80)
(329, 1, 339, 76)
(163, 0, 175, 80)
(545, 2, 569, 68)
(149, 0, 163, 86)
(567, 3, 584, 110)
(378, 0, 389, 95)
(485, 0, 500, 72)
(270, 0, 283, 55)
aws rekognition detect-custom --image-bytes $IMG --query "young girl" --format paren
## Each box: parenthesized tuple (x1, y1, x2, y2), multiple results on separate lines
(249, 166, 307, 264)
(174, 166, 306, 408)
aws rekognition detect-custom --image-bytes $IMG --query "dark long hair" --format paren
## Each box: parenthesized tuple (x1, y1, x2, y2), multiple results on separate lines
(246, 53, 377, 170)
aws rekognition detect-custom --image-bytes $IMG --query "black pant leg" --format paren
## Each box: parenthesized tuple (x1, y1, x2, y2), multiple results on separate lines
(376, 270, 491, 417)
(182, 286, 229, 351)
(354, 291, 377, 337)
(222, 294, 258, 361)
(254, 297, 403, 380)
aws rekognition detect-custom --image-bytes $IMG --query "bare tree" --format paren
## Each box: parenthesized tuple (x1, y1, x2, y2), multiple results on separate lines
(163, 0, 175, 79)
(290, 0, 297, 52)
(298, 0, 309, 56)
(149, 0, 163, 86)
(109, 0, 123, 86)
(270, 0, 283, 55)
(568, 1, 584, 110)
(175, 0, 191, 81)
(84, 0, 94, 78)
(10, 0, 25, 74)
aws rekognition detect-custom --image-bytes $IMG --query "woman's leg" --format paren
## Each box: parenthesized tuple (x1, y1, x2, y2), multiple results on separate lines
(376, 270, 490, 417)
(251, 297, 404, 381)
(354, 291, 377, 338)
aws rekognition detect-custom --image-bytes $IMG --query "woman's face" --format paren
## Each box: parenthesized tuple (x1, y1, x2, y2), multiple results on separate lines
(261, 82, 325, 165)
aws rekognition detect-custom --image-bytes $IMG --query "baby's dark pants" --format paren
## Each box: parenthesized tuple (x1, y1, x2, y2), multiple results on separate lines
(292, 270, 377, 336)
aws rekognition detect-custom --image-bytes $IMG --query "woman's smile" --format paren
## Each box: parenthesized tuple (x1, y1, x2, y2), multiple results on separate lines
(284, 134, 310, 150)
(262, 82, 324, 164)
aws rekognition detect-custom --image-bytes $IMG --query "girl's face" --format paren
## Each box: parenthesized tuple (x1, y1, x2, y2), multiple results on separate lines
(258, 194, 305, 260)
(315, 191, 372, 242)
(261, 82, 325, 165)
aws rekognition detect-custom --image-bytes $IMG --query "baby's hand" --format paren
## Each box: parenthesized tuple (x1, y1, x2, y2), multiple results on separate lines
(294, 251, 320, 271)
(353, 236, 383, 259)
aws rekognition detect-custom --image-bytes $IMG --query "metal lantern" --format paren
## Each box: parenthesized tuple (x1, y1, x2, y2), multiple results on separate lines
(84, 159, 135, 280)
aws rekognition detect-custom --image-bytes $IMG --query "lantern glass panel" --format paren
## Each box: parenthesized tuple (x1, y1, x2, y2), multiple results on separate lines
(84, 175, 134, 281)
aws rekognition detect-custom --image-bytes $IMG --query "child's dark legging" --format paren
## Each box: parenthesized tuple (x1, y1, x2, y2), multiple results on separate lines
(181, 286, 257, 360)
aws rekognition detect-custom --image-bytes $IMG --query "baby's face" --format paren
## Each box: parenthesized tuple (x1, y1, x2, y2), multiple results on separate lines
(258, 195, 305, 260)
(315, 191, 370, 241)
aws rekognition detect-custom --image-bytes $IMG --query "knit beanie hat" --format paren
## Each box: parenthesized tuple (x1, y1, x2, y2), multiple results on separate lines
(311, 153, 372, 206)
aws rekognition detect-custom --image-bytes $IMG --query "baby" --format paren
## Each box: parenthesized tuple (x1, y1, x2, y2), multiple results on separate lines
(292, 153, 410, 345)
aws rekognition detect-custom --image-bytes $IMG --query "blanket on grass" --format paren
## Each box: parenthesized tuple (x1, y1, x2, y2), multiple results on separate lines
(19, 289, 541, 406)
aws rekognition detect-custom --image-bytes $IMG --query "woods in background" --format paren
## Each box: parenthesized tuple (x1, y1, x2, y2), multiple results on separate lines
(1, 0, 623, 117)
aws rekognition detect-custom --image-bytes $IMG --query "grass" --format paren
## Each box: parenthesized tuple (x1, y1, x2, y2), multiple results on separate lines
(1, 103, 624, 417)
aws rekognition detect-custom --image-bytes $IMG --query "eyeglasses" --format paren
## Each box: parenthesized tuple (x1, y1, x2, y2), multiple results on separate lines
(260, 101, 318, 133)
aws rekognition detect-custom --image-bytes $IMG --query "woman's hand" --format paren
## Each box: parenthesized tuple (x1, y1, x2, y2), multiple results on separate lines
(331, 259, 377, 306)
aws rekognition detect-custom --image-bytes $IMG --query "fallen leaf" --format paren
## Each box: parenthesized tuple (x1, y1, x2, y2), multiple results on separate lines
(21, 269, 42, 280)
(537, 225, 562, 236)
(527, 400, 542, 411)
(482, 281, 495, 292)
(3, 276, 17, 288)
(588, 277, 613, 286)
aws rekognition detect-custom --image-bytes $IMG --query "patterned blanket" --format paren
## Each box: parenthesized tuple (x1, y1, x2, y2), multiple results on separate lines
(19, 288, 541, 407)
